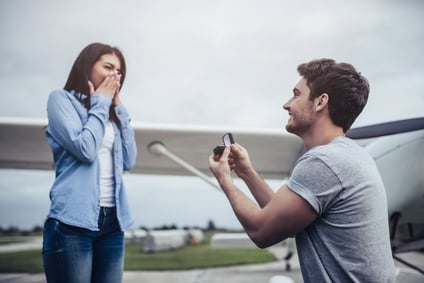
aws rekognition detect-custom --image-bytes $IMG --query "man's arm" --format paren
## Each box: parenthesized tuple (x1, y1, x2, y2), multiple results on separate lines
(209, 146, 317, 248)
(228, 143, 274, 207)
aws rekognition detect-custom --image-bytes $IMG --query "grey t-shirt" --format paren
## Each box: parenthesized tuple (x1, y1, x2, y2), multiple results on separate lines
(288, 137, 396, 283)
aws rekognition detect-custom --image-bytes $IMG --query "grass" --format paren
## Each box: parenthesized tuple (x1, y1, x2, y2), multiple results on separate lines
(0, 249, 42, 273)
(0, 234, 275, 273)
(0, 236, 35, 245)
(125, 240, 274, 271)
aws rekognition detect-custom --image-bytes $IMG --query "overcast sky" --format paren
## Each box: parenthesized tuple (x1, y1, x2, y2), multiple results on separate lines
(0, 0, 423, 230)
(1, 0, 423, 128)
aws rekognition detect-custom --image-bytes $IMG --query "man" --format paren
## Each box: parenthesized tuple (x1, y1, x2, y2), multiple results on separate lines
(209, 59, 396, 282)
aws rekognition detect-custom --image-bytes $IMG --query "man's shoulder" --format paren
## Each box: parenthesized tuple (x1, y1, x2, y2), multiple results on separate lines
(306, 137, 363, 158)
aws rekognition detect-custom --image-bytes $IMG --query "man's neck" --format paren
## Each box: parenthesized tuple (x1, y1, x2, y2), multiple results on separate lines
(301, 121, 345, 150)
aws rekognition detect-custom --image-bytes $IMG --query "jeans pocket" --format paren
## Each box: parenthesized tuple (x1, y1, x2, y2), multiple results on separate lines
(43, 218, 93, 253)
(56, 220, 90, 235)
(42, 218, 94, 283)
(42, 218, 60, 253)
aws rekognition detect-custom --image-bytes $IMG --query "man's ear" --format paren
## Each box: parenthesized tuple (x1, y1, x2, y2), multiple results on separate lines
(315, 93, 329, 111)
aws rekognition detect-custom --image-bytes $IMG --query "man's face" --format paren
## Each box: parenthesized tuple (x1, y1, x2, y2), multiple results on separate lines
(283, 77, 315, 136)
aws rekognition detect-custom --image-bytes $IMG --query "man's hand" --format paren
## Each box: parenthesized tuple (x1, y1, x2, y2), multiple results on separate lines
(209, 146, 233, 188)
(228, 143, 255, 180)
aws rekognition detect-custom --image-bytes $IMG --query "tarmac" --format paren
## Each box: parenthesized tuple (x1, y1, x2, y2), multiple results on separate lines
(0, 261, 303, 283)
(0, 237, 423, 283)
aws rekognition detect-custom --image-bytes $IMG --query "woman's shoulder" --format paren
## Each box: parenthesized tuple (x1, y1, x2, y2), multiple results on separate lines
(48, 89, 70, 101)
(48, 89, 71, 98)
(47, 89, 83, 111)
(48, 89, 83, 104)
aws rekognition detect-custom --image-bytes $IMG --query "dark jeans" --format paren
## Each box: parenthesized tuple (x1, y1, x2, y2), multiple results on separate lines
(42, 207, 124, 283)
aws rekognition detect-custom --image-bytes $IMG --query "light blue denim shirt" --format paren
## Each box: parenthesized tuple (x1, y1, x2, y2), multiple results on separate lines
(45, 89, 137, 231)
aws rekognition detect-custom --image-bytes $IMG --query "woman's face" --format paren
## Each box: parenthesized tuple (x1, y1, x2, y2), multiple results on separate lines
(90, 53, 122, 89)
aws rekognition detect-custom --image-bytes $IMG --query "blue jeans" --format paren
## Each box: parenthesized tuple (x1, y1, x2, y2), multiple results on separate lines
(42, 207, 124, 283)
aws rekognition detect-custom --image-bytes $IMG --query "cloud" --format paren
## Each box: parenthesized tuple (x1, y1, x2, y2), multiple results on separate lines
(1, 0, 423, 128)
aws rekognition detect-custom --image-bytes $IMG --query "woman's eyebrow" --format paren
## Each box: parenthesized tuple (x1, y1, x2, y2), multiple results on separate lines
(104, 61, 121, 71)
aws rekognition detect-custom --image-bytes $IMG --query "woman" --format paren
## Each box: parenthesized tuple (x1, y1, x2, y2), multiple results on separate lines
(42, 42, 137, 283)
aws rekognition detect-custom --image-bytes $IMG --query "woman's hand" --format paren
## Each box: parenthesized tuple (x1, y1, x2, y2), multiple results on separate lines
(88, 73, 120, 100)
(112, 89, 122, 106)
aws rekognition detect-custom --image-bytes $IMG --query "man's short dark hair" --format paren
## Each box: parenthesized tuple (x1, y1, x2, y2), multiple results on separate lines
(298, 58, 369, 132)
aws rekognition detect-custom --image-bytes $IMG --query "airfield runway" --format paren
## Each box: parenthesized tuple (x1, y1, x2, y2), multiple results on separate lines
(0, 261, 303, 283)
(0, 239, 423, 282)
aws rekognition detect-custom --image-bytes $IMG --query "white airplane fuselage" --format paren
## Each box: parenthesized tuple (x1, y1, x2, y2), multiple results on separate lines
(365, 130, 424, 234)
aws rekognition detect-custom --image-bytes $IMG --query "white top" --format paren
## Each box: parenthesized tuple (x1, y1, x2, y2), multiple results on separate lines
(98, 120, 115, 207)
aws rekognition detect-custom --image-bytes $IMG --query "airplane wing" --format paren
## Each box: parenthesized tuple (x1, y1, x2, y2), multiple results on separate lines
(0, 117, 304, 180)
(1, 116, 424, 272)
(0, 118, 53, 171)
